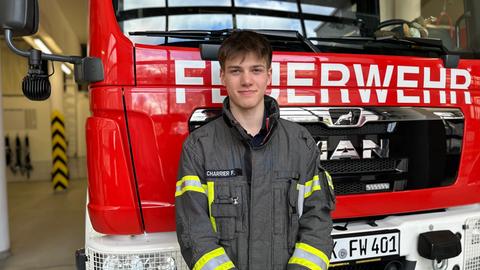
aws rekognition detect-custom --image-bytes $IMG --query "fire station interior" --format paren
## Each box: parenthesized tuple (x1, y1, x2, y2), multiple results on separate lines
(0, 1, 87, 269)
(0, 0, 473, 269)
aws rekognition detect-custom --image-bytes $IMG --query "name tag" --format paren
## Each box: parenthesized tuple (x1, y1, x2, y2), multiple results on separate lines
(205, 169, 242, 178)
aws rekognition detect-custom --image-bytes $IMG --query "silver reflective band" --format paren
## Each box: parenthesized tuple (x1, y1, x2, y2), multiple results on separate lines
(297, 184, 305, 217)
(201, 253, 232, 270)
(176, 180, 203, 192)
(304, 179, 321, 197)
(291, 248, 328, 270)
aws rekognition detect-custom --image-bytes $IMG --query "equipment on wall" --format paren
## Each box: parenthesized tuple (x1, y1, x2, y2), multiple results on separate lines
(13, 135, 22, 175)
(4, 136, 11, 167)
(22, 134, 33, 178)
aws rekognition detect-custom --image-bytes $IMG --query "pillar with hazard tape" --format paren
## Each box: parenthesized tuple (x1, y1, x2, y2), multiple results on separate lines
(50, 62, 69, 191)
(51, 111, 68, 190)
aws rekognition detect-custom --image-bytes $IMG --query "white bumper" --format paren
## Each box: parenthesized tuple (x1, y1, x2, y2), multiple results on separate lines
(84, 204, 480, 270)
(331, 204, 480, 270)
(85, 231, 188, 270)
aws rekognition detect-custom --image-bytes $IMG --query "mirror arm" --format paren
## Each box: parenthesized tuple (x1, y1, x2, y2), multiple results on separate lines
(5, 29, 82, 64)
(5, 29, 30, 57)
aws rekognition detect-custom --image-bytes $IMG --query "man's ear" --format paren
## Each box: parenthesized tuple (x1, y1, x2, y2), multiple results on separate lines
(267, 67, 272, 85)
(220, 68, 225, 85)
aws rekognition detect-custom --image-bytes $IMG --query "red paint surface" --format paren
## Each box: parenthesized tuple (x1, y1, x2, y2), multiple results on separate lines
(88, 0, 480, 234)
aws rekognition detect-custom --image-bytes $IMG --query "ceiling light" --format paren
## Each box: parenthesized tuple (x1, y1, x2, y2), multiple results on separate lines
(61, 64, 72, 75)
(33, 38, 52, 54)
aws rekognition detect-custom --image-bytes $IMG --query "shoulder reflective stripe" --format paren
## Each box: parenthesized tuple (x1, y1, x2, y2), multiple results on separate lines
(179, 175, 201, 182)
(175, 176, 206, 197)
(325, 171, 335, 191)
(216, 261, 236, 269)
(193, 247, 235, 270)
(207, 181, 217, 232)
(288, 242, 329, 270)
(304, 175, 321, 198)
(297, 184, 305, 217)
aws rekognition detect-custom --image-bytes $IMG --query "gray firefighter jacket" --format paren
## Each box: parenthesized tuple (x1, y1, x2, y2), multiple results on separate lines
(175, 96, 335, 270)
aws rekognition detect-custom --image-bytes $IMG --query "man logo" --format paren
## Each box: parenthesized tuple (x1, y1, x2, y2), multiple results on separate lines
(329, 108, 361, 126)
(334, 111, 353, 125)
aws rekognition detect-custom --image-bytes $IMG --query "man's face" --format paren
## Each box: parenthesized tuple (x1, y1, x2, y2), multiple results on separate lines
(220, 52, 272, 112)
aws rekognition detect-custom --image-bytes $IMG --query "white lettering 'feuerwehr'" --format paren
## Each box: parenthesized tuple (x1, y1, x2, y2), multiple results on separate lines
(397, 66, 419, 88)
(175, 60, 206, 103)
(450, 68, 471, 89)
(211, 61, 221, 85)
(321, 63, 349, 86)
(287, 63, 315, 103)
(353, 64, 393, 87)
(397, 90, 420, 103)
(424, 67, 446, 89)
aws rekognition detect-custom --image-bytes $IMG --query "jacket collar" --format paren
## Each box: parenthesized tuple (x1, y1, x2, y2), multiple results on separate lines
(222, 95, 280, 146)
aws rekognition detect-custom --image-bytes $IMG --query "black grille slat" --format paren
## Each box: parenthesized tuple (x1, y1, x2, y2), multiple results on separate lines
(321, 158, 398, 174)
(305, 122, 388, 136)
(335, 182, 365, 195)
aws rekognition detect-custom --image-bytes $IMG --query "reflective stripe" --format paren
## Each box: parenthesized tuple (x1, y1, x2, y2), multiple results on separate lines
(304, 175, 321, 198)
(289, 257, 322, 270)
(297, 184, 305, 217)
(297, 175, 321, 217)
(193, 247, 235, 270)
(207, 181, 217, 232)
(288, 242, 330, 270)
(325, 171, 335, 191)
(175, 175, 206, 197)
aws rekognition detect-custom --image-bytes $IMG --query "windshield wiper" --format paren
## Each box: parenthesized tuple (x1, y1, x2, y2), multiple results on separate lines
(129, 29, 320, 54)
(129, 29, 231, 40)
(308, 36, 459, 68)
(310, 36, 446, 51)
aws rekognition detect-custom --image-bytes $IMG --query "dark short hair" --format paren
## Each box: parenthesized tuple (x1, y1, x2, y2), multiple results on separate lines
(218, 30, 272, 70)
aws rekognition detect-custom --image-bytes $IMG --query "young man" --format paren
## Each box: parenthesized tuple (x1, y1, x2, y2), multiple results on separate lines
(175, 30, 335, 270)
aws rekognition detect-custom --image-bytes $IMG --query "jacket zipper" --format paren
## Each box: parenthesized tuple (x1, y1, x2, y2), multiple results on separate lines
(247, 145, 253, 270)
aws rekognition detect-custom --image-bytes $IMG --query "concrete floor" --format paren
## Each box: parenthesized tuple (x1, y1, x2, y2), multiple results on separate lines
(0, 179, 86, 270)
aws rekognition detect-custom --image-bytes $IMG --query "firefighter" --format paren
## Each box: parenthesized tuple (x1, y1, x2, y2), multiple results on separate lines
(175, 30, 335, 270)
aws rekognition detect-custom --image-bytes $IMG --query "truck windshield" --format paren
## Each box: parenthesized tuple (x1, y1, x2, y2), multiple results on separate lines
(113, 0, 473, 54)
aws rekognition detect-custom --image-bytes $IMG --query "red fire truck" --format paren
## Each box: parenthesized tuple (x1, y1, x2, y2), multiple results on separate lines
(2, 0, 480, 269)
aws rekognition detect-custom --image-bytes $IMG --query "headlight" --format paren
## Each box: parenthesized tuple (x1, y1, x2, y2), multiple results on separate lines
(159, 256, 176, 270)
(90, 252, 181, 270)
(103, 255, 146, 270)
(464, 217, 480, 270)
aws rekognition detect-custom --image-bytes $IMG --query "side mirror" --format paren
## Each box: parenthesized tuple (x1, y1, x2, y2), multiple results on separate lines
(0, 0, 103, 101)
(0, 0, 39, 36)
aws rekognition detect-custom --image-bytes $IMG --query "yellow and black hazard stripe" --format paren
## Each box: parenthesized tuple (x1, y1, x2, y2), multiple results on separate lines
(51, 110, 69, 191)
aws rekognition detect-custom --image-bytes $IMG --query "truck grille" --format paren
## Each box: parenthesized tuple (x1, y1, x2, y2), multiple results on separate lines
(189, 107, 463, 196)
(321, 158, 400, 174)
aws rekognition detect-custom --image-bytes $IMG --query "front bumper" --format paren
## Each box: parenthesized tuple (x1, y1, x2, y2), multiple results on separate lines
(330, 204, 480, 270)
(78, 204, 480, 270)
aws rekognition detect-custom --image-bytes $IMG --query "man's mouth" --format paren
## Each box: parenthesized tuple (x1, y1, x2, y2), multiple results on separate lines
(238, 90, 256, 95)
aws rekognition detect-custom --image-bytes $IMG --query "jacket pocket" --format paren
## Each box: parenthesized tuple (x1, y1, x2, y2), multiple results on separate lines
(273, 171, 300, 260)
(287, 181, 300, 253)
(211, 180, 246, 240)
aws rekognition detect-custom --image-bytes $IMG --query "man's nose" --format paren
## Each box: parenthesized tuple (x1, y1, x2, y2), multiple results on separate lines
(241, 71, 253, 86)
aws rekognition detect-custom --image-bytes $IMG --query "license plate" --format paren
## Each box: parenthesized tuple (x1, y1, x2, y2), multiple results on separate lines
(331, 230, 400, 263)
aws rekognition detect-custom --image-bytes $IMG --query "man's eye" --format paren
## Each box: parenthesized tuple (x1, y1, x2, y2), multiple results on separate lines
(253, 68, 264, 74)
(230, 70, 240, 74)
